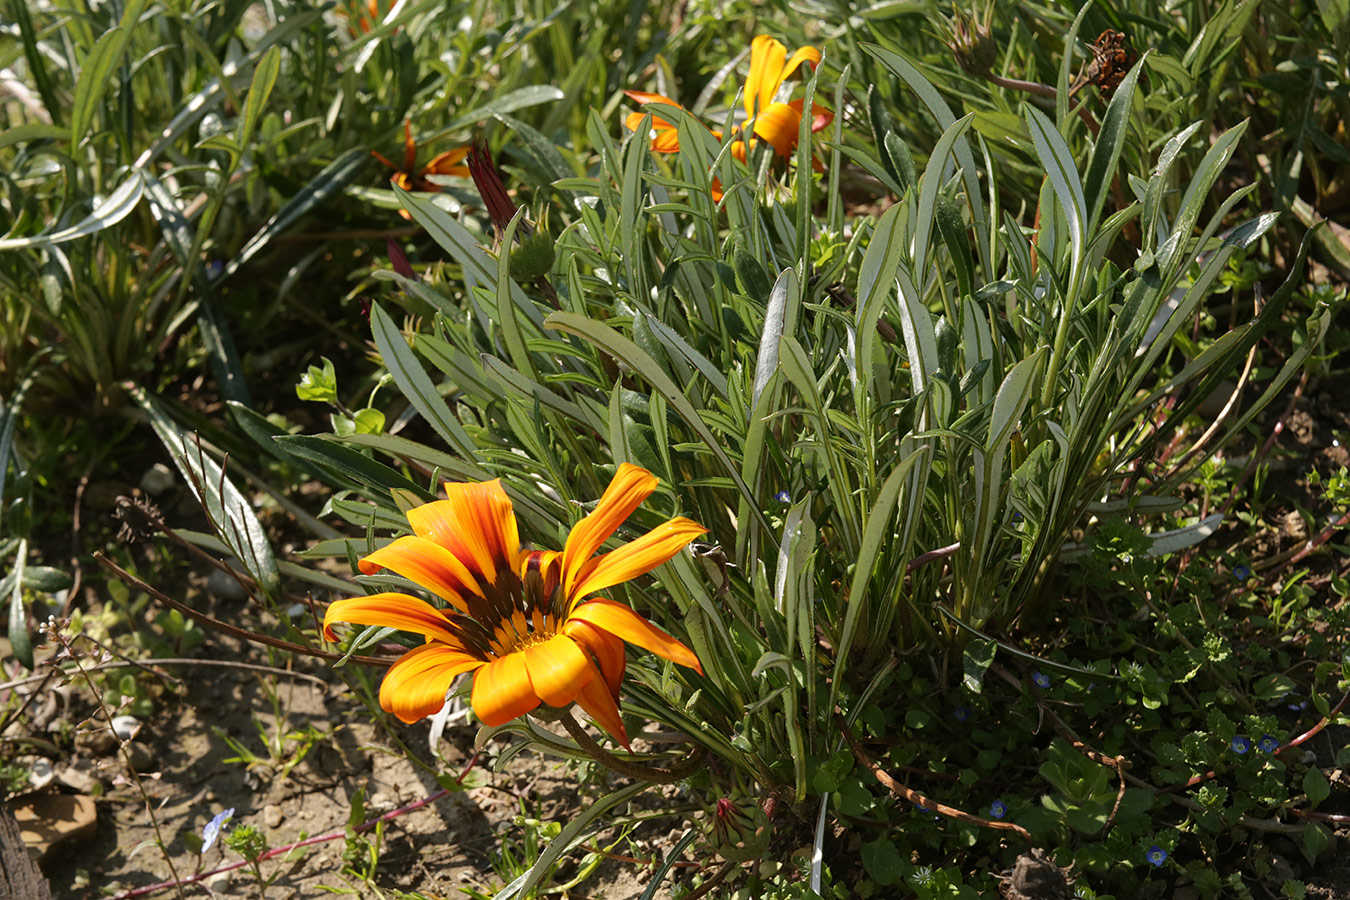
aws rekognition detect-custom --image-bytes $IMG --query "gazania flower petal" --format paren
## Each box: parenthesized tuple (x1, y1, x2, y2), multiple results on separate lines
(569, 599, 703, 675)
(407, 480, 520, 586)
(322, 592, 464, 646)
(564, 618, 627, 700)
(573, 661, 630, 749)
(779, 46, 823, 86)
(471, 652, 541, 726)
(561, 464, 658, 598)
(747, 35, 789, 119)
(623, 96, 683, 153)
(570, 517, 707, 604)
(358, 535, 483, 612)
(423, 147, 471, 178)
(380, 643, 486, 724)
(750, 102, 804, 158)
(523, 634, 594, 706)
(402, 119, 417, 173)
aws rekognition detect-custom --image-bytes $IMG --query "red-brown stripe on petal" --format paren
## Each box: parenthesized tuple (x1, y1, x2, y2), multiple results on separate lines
(569, 516, 707, 607)
(358, 535, 483, 612)
(568, 599, 703, 675)
(561, 464, 657, 599)
(406, 480, 521, 588)
(564, 618, 627, 700)
(322, 592, 465, 646)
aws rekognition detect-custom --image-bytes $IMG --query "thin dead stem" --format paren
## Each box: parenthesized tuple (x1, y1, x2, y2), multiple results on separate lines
(834, 710, 1034, 848)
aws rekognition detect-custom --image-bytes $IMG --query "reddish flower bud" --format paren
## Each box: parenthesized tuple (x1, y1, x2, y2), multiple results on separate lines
(468, 142, 530, 240)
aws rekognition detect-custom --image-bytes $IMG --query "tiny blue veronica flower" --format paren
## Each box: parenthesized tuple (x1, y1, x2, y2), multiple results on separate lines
(1231, 736, 1250, 754)
(1146, 845, 1167, 867)
(989, 799, 1007, 819)
(915, 801, 929, 812)
(1258, 734, 1279, 753)
(1032, 672, 1051, 689)
(201, 807, 234, 853)
(1233, 564, 1251, 581)
(774, 490, 791, 504)
(953, 705, 971, 723)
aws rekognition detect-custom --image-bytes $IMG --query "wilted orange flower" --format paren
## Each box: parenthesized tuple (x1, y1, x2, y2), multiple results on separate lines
(623, 35, 831, 177)
(323, 465, 706, 748)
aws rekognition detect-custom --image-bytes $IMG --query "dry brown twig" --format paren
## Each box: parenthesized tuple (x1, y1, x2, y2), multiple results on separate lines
(834, 710, 1034, 848)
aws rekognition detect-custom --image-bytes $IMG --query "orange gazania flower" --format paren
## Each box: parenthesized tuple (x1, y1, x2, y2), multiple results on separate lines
(623, 35, 831, 165)
(373, 120, 471, 194)
(322, 465, 706, 748)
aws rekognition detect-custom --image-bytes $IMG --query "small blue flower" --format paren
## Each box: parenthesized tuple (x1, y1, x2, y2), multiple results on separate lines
(1012, 511, 1023, 521)
(1231, 736, 1250, 754)
(1033, 672, 1051, 690)
(915, 801, 929, 812)
(1233, 564, 1251, 581)
(774, 490, 791, 504)
(201, 808, 234, 852)
(1258, 734, 1279, 753)
(206, 259, 224, 278)
(1287, 697, 1308, 712)
(1146, 845, 1167, 867)
(989, 800, 1007, 819)
(953, 705, 971, 723)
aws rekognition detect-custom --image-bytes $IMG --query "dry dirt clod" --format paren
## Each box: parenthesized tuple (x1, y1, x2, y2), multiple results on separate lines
(263, 804, 284, 829)
(6, 793, 98, 863)
(76, 726, 118, 756)
(1002, 848, 1073, 899)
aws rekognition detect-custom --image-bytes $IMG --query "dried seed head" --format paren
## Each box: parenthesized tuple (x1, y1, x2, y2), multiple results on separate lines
(114, 495, 163, 544)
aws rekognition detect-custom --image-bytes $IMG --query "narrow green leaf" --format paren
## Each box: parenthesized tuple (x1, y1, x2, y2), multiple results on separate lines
(752, 269, 796, 410)
(438, 85, 566, 136)
(239, 45, 282, 150)
(274, 435, 432, 503)
(8, 538, 32, 669)
(829, 450, 924, 716)
(1024, 104, 1086, 265)
(369, 304, 479, 462)
(0, 170, 145, 250)
(856, 204, 905, 404)
(499, 781, 649, 899)
(131, 387, 281, 598)
(1083, 56, 1146, 234)
(70, 27, 130, 145)
(863, 43, 991, 280)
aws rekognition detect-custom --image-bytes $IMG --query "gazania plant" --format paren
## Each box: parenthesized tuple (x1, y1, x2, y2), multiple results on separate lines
(117, 6, 1346, 900)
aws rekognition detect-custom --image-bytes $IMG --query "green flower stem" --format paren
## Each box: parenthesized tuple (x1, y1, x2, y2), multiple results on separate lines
(559, 710, 706, 784)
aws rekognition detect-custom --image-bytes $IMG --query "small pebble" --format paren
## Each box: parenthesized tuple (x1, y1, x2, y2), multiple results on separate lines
(139, 464, 176, 496)
(207, 569, 249, 603)
(29, 759, 55, 790)
(263, 804, 284, 829)
(206, 870, 232, 893)
(110, 715, 140, 742)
